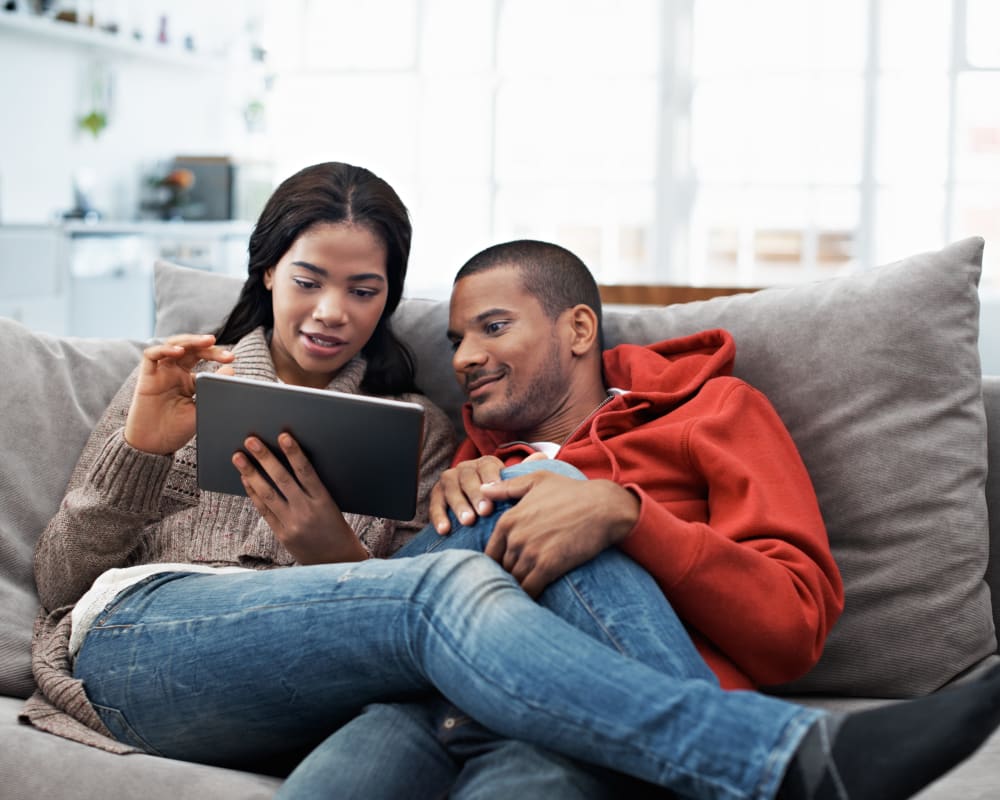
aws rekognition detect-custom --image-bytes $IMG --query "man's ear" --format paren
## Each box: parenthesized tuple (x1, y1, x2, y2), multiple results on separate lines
(566, 305, 600, 357)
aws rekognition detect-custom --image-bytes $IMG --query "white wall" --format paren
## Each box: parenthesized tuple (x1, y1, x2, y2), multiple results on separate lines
(0, 27, 239, 224)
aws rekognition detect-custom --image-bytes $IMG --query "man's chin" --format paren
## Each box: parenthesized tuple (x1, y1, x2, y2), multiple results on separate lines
(469, 403, 508, 431)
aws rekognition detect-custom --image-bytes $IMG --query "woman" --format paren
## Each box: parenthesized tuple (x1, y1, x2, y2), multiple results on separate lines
(26, 159, 455, 745)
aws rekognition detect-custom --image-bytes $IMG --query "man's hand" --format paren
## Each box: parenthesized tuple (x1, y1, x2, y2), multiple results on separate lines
(428, 455, 507, 534)
(478, 472, 640, 597)
(233, 432, 368, 565)
(429, 453, 550, 534)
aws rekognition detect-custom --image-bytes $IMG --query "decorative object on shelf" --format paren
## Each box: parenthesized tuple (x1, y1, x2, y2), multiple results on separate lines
(144, 167, 200, 221)
(77, 59, 113, 138)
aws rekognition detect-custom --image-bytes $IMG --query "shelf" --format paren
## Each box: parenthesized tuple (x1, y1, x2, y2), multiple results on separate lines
(0, 11, 229, 69)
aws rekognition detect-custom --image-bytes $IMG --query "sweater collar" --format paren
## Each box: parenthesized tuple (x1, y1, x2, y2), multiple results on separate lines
(230, 327, 367, 394)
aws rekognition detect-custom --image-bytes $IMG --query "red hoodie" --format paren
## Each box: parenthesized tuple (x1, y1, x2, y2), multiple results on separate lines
(452, 328, 844, 690)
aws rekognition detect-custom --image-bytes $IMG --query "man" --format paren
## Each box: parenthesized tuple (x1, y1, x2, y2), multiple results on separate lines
(276, 240, 1000, 800)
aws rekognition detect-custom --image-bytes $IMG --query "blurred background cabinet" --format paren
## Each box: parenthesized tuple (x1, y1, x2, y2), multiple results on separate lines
(0, 222, 250, 340)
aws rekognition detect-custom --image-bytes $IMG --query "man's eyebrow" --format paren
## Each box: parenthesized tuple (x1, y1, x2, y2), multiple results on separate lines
(291, 261, 385, 282)
(446, 308, 513, 341)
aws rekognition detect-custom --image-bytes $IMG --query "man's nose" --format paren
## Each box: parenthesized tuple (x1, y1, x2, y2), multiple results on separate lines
(452, 337, 486, 372)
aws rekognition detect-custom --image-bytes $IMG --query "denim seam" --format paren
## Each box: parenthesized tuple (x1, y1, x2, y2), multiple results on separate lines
(751, 707, 827, 800)
(562, 579, 629, 656)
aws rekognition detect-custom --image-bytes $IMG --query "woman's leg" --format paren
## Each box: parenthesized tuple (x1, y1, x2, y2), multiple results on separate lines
(394, 459, 716, 682)
(74, 552, 814, 799)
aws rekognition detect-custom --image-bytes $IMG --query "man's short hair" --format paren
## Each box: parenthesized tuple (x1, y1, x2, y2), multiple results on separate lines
(454, 240, 605, 350)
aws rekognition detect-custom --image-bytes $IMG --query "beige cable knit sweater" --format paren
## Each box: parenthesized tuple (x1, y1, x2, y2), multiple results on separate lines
(21, 327, 456, 753)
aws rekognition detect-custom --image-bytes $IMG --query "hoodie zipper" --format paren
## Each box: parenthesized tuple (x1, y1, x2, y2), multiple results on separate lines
(555, 391, 618, 455)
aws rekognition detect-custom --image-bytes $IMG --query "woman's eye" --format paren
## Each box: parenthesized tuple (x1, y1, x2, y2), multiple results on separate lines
(351, 288, 379, 298)
(293, 278, 319, 290)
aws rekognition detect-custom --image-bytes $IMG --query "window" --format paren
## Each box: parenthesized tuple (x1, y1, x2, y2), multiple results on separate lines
(260, 0, 1000, 295)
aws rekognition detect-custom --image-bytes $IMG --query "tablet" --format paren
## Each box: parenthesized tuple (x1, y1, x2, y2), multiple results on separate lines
(195, 372, 425, 521)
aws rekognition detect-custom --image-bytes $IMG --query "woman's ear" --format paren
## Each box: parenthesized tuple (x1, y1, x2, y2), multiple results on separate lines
(567, 305, 600, 357)
(263, 267, 275, 291)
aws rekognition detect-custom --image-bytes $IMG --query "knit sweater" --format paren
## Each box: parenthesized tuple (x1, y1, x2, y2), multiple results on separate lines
(21, 327, 456, 753)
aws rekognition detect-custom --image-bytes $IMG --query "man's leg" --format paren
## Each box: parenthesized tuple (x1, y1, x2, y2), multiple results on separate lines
(275, 701, 457, 800)
(282, 695, 666, 800)
(439, 697, 669, 800)
(395, 459, 716, 681)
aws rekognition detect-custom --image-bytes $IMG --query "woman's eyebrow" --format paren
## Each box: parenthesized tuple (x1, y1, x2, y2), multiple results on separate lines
(292, 261, 328, 277)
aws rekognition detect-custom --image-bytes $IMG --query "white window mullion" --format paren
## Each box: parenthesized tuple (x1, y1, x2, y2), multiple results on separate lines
(654, 0, 693, 285)
(943, 0, 966, 245)
(858, 0, 880, 272)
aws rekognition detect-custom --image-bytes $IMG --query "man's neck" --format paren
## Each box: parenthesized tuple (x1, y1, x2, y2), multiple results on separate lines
(521, 384, 611, 445)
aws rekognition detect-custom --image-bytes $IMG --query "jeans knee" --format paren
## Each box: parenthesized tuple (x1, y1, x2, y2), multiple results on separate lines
(418, 550, 520, 612)
(500, 460, 586, 481)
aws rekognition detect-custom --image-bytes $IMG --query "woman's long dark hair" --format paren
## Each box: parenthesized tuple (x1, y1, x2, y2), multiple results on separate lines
(214, 162, 416, 395)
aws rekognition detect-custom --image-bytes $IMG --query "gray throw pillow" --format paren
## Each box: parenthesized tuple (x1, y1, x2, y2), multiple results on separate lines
(0, 321, 143, 698)
(153, 260, 243, 337)
(153, 240, 996, 697)
(603, 237, 995, 697)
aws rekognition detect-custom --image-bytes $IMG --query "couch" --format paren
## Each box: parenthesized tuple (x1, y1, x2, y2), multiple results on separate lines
(1, 237, 998, 799)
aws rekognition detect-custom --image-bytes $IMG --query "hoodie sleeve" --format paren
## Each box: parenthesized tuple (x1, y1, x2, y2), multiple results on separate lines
(617, 381, 844, 687)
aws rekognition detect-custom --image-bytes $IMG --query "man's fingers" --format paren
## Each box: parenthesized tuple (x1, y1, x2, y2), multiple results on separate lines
(480, 473, 536, 502)
(483, 521, 508, 563)
(428, 484, 452, 534)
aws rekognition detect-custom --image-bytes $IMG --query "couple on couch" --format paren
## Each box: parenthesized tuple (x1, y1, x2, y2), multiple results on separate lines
(22, 161, 1000, 800)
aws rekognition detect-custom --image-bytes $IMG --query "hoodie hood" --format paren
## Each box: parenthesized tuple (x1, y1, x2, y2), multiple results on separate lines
(459, 328, 736, 468)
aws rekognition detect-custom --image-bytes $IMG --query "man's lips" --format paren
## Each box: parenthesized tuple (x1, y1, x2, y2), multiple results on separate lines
(464, 371, 504, 397)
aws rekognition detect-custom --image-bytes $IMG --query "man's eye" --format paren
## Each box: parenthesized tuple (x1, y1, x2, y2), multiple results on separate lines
(485, 321, 507, 335)
(449, 338, 462, 352)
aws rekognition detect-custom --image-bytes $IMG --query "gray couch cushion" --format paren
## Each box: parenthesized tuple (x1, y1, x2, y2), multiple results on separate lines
(0, 320, 143, 698)
(0, 696, 281, 799)
(152, 242, 996, 697)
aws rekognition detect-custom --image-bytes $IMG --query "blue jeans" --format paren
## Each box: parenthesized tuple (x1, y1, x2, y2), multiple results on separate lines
(74, 462, 822, 800)
(279, 461, 709, 799)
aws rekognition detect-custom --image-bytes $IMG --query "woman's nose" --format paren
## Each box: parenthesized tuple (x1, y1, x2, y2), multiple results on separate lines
(313, 292, 348, 325)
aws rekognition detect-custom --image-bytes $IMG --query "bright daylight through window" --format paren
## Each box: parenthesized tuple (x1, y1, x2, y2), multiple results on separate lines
(262, 0, 1000, 296)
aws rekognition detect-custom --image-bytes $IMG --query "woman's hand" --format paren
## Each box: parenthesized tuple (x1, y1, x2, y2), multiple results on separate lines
(124, 334, 235, 455)
(233, 432, 369, 565)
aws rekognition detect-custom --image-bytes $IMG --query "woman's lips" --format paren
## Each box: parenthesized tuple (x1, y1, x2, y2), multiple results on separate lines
(301, 331, 348, 355)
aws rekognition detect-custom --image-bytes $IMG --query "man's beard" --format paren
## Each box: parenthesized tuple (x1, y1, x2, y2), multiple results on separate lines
(470, 338, 564, 436)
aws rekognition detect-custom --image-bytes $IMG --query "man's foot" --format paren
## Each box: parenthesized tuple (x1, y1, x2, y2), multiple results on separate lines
(779, 665, 1000, 799)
